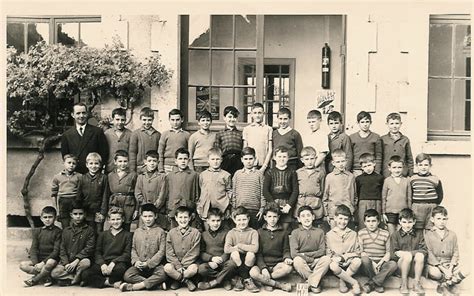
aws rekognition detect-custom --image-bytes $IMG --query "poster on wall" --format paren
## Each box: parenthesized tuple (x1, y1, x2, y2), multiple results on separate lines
(196, 86, 219, 120)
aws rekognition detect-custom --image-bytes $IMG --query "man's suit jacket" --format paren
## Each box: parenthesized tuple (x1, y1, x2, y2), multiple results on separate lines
(61, 124, 109, 174)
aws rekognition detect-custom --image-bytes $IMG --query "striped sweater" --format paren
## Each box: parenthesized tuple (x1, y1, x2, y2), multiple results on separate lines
(358, 228, 391, 261)
(410, 173, 443, 204)
(232, 168, 266, 211)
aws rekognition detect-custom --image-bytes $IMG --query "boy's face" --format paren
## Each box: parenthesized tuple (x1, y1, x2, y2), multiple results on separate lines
(40, 212, 56, 227)
(274, 151, 289, 168)
(175, 211, 191, 228)
(277, 113, 290, 129)
(175, 153, 190, 169)
(307, 117, 321, 132)
(169, 114, 184, 130)
(224, 112, 238, 127)
(328, 119, 341, 134)
(399, 217, 415, 233)
(70, 208, 85, 225)
(364, 216, 379, 232)
(361, 161, 376, 174)
(86, 158, 101, 175)
(208, 154, 222, 170)
(335, 214, 350, 230)
(108, 213, 123, 230)
(416, 159, 431, 175)
(332, 156, 347, 172)
(241, 154, 255, 169)
(207, 214, 222, 231)
(141, 116, 154, 130)
(301, 154, 317, 169)
(64, 157, 77, 173)
(233, 214, 249, 230)
(72, 105, 88, 125)
(251, 107, 265, 124)
(115, 156, 129, 171)
(198, 117, 212, 130)
(431, 213, 448, 230)
(358, 117, 372, 132)
(263, 211, 279, 228)
(297, 210, 315, 228)
(112, 114, 126, 130)
(387, 118, 402, 134)
(141, 211, 157, 227)
(144, 156, 158, 172)
(388, 161, 404, 177)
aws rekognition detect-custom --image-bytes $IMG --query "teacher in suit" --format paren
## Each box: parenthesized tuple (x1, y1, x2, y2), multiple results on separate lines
(61, 102, 109, 174)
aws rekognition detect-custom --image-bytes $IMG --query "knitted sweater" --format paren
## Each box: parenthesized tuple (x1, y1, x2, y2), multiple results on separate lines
(410, 173, 443, 204)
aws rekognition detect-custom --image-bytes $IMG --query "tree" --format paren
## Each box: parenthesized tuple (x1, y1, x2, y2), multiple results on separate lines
(7, 41, 172, 227)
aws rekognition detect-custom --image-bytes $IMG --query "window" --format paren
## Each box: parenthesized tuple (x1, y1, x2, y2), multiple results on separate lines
(428, 15, 471, 140)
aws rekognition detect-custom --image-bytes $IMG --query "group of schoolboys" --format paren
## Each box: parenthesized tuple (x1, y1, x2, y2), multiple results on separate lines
(20, 103, 466, 295)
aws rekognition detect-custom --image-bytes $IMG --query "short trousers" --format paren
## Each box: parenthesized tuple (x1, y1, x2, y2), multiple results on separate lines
(385, 213, 399, 224)
(412, 203, 437, 229)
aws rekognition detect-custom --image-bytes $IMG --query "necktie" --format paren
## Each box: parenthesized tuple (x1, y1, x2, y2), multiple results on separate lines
(79, 127, 83, 136)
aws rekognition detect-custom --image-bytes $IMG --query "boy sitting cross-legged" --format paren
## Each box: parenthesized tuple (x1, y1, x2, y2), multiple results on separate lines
(197, 208, 237, 290)
(20, 206, 62, 287)
(250, 203, 293, 292)
(224, 206, 260, 293)
(120, 203, 168, 292)
(164, 206, 201, 291)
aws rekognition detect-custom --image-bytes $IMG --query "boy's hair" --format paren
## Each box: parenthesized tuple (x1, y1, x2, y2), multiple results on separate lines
(108, 206, 124, 218)
(86, 152, 102, 163)
(114, 149, 129, 160)
(141, 203, 158, 214)
(300, 146, 317, 157)
(71, 200, 85, 212)
(251, 102, 264, 110)
(207, 207, 224, 219)
(145, 150, 159, 160)
(262, 202, 281, 216)
(175, 147, 190, 158)
(175, 206, 192, 217)
(232, 206, 250, 218)
(307, 109, 322, 119)
(415, 153, 432, 165)
(364, 209, 380, 221)
(169, 108, 183, 118)
(112, 107, 127, 118)
(388, 155, 404, 166)
(386, 112, 401, 122)
(399, 208, 415, 220)
(197, 110, 212, 121)
(241, 146, 256, 157)
(356, 111, 372, 122)
(41, 206, 57, 217)
(223, 106, 240, 117)
(359, 153, 375, 165)
(277, 107, 292, 118)
(274, 145, 289, 156)
(140, 107, 155, 119)
(208, 147, 222, 157)
(335, 204, 352, 218)
(63, 154, 78, 162)
(297, 205, 314, 217)
(331, 148, 346, 159)
(431, 205, 448, 217)
(327, 111, 343, 123)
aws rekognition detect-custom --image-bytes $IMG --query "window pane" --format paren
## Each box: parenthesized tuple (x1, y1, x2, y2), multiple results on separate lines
(57, 23, 79, 46)
(429, 23, 453, 77)
(80, 22, 104, 48)
(211, 51, 234, 85)
(235, 87, 254, 123)
(453, 79, 471, 131)
(454, 24, 471, 77)
(236, 53, 256, 85)
(189, 50, 210, 85)
(428, 79, 452, 131)
(235, 15, 256, 48)
(211, 15, 233, 47)
(216, 87, 234, 120)
(7, 23, 25, 53)
(27, 23, 49, 50)
(190, 86, 220, 121)
(189, 15, 209, 47)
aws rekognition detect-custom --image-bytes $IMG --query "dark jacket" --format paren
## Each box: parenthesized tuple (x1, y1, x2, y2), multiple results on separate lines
(30, 225, 62, 264)
(59, 222, 95, 265)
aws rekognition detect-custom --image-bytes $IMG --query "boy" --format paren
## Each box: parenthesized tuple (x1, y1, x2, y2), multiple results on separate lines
(410, 153, 444, 230)
(108, 150, 138, 231)
(390, 208, 427, 294)
(197, 208, 237, 290)
(104, 108, 132, 173)
(380, 112, 414, 178)
(20, 206, 62, 287)
(51, 201, 95, 286)
(188, 110, 216, 173)
(81, 207, 132, 288)
(349, 111, 382, 176)
(159, 108, 191, 173)
(425, 206, 468, 294)
(165, 148, 200, 229)
(197, 148, 232, 228)
(355, 153, 385, 229)
(326, 205, 362, 294)
(243, 102, 273, 171)
(121, 203, 168, 292)
(79, 152, 109, 233)
(232, 147, 266, 229)
(164, 206, 201, 291)
(129, 107, 161, 173)
(224, 206, 260, 292)
(301, 110, 329, 174)
(263, 146, 299, 230)
(295, 146, 325, 226)
(290, 206, 331, 293)
(51, 154, 82, 228)
(326, 111, 352, 173)
(358, 209, 397, 293)
(250, 203, 293, 292)
(214, 106, 243, 177)
(272, 107, 303, 171)
(382, 156, 412, 235)
(323, 149, 356, 228)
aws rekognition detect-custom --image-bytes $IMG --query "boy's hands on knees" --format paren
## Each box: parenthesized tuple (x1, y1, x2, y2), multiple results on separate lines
(262, 268, 271, 281)
(375, 260, 385, 273)
(95, 212, 104, 223)
(256, 209, 264, 220)
(284, 258, 293, 265)
(209, 262, 219, 270)
(211, 256, 224, 265)
(440, 265, 453, 279)
(332, 255, 344, 264)
(65, 259, 79, 273)
(107, 262, 115, 274)
(132, 210, 139, 220)
(236, 243, 246, 253)
(178, 266, 186, 274)
(382, 214, 388, 224)
(281, 204, 291, 214)
(34, 262, 45, 273)
(101, 264, 109, 275)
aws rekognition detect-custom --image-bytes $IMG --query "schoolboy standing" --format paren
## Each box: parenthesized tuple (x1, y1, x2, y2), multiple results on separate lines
(188, 110, 216, 173)
(104, 108, 132, 173)
(243, 102, 273, 171)
(20, 206, 62, 287)
(326, 111, 352, 173)
(129, 107, 161, 173)
(301, 109, 329, 174)
(272, 107, 303, 171)
(214, 106, 243, 177)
